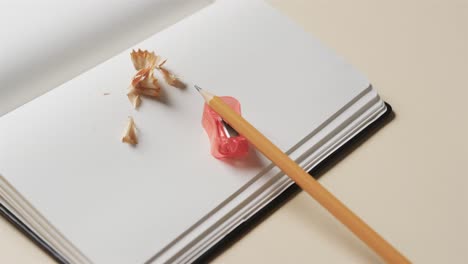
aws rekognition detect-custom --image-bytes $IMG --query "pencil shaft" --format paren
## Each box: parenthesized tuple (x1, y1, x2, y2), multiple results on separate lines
(208, 96, 409, 264)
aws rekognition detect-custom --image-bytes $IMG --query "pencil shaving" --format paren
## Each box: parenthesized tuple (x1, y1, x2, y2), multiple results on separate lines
(157, 58, 167, 68)
(135, 86, 160, 97)
(159, 67, 179, 86)
(123, 49, 185, 144)
(156, 58, 184, 88)
(131, 66, 160, 91)
(131, 49, 157, 70)
(127, 89, 141, 108)
(128, 65, 161, 109)
(122, 117, 138, 145)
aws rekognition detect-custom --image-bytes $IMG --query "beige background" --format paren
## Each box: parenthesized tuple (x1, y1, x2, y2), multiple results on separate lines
(1, 0, 467, 263)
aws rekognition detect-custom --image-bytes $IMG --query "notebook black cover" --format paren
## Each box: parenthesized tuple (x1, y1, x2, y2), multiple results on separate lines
(0, 103, 393, 264)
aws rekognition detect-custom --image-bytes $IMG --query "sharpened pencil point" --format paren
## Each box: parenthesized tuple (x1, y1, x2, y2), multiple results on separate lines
(194, 85, 214, 102)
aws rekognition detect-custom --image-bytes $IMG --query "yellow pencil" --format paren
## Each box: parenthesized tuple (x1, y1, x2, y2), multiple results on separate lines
(194, 85, 409, 264)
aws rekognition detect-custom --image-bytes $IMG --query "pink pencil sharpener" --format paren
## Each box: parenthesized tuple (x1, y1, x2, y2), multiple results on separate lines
(202, 96, 249, 159)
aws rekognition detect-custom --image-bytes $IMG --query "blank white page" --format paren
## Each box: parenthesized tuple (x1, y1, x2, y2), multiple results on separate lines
(0, 0, 369, 263)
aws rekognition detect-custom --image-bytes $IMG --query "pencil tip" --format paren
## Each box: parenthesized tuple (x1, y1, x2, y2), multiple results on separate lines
(193, 85, 214, 101)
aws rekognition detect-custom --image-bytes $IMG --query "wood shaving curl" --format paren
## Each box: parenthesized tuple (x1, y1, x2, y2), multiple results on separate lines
(122, 49, 185, 145)
(121, 117, 138, 145)
(127, 90, 141, 109)
(158, 65, 180, 87)
(131, 49, 157, 70)
(156, 58, 185, 88)
(128, 51, 161, 109)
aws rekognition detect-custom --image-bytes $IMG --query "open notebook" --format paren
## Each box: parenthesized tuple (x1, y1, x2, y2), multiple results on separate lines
(0, 0, 389, 263)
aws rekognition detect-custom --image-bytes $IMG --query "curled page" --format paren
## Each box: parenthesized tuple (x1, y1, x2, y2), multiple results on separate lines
(0, 0, 213, 116)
